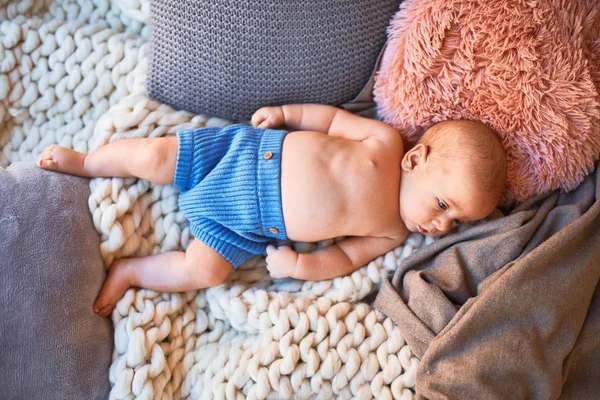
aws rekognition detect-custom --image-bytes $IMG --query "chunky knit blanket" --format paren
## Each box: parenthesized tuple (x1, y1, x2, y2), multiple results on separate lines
(1, 1, 425, 398)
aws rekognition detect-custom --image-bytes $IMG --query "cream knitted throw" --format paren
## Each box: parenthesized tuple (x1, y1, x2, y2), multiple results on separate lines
(1, 1, 424, 398)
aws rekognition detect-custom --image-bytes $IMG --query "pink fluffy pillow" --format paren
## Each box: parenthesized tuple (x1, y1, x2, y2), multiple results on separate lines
(374, 0, 600, 203)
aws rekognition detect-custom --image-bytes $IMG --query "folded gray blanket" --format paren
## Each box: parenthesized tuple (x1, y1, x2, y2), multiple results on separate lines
(375, 163, 600, 399)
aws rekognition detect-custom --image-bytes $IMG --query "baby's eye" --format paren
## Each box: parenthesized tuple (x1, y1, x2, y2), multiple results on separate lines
(454, 219, 464, 225)
(437, 199, 448, 210)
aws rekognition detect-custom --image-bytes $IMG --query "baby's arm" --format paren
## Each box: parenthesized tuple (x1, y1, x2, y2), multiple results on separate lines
(251, 104, 398, 142)
(266, 234, 407, 281)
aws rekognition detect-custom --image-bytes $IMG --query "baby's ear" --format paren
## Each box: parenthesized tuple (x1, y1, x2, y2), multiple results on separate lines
(402, 144, 428, 171)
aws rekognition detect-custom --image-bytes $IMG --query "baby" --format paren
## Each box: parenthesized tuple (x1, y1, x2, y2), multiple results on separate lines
(38, 104, 506, 316)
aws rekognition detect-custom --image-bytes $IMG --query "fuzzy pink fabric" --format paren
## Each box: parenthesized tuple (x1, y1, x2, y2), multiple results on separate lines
(374, 0, 600, 203)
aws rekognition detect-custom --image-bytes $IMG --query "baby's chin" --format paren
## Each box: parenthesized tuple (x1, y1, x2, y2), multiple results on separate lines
(403, 219, 419, 233)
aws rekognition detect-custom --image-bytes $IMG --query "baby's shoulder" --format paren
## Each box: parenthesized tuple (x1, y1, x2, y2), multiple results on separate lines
(364, 125, 403, 153)
(363, 129, 404, 161)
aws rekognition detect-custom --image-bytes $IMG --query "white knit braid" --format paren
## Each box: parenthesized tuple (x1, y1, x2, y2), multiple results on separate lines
(44, 0, 150, 38)
(1, 1, 428, 398)
(0, 8, 147, 167)
(106, 241, 425, 399)
(0, 0, 148, 36)
(0, 0, 53, 20)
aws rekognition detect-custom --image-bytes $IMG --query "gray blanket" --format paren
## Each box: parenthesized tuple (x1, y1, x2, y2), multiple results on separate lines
(375, 163, 600, 399)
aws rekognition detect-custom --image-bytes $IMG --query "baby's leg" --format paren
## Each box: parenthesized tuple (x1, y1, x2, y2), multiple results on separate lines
(37, 137, 178, 185)
(94, 239, 233, 316)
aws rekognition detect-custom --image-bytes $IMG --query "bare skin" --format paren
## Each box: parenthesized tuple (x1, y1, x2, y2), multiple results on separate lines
(38, 104, 503, 316)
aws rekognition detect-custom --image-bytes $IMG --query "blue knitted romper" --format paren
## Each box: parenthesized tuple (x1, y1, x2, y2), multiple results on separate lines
(173, 124, 288, 268)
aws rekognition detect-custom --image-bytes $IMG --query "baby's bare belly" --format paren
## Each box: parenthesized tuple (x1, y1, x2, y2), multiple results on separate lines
(280, 131, 389, 241)
(281, 185, 347, 241)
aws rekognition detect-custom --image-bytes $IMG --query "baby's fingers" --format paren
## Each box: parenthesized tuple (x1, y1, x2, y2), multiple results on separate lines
(251, 110, 266, 127)
(252, 116, 266, 127)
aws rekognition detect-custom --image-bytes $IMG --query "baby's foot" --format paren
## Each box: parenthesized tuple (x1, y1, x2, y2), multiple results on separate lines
(37, 145, 88, 176)
(93, 259, 132, 317)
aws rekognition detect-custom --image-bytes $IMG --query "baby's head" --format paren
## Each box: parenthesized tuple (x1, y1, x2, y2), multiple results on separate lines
(399, 120, 506, 236)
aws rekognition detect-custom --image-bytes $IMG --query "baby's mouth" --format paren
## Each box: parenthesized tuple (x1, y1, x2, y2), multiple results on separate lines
(418, 225, 438, 235)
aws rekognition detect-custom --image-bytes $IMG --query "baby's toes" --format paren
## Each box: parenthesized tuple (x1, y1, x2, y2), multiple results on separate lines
(38, 146, 55, 161)
(37, 146, 58, 169)
(96, 304, 115, 317)
(40, 145, 57, 157)
(37, 158, 58, 170)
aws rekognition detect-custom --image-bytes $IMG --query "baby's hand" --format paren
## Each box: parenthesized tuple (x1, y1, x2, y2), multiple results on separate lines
(265, 245, 298, 279)
(251, 106, 285, 129)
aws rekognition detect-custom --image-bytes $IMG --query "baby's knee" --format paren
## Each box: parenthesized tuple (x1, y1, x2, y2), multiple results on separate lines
(184, 258, 231, 288)
(185, 240, 233, 287)
(199, 261, 231, 287)
(138, 137, 177, 172)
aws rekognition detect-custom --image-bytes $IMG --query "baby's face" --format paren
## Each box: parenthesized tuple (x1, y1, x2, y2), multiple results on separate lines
(399, 160, 497, 236)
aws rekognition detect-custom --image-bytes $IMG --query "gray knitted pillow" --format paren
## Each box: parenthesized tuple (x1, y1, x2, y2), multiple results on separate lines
(148, 0, 400, 121)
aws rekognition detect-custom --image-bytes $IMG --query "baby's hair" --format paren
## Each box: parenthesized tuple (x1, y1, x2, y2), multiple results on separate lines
(418, 120, 507, 202)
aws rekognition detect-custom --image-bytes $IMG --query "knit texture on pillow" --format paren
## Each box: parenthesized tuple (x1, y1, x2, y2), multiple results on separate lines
(148, 0, 400, 121)
(374, 0, 600, 203)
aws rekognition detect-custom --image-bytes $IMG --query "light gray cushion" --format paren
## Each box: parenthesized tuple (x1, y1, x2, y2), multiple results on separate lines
(148, 0, 401, 120)
(0, 162, 111, 400)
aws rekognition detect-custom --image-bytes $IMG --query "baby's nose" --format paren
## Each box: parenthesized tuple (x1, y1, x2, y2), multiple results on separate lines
(434, 218, 452, 233)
